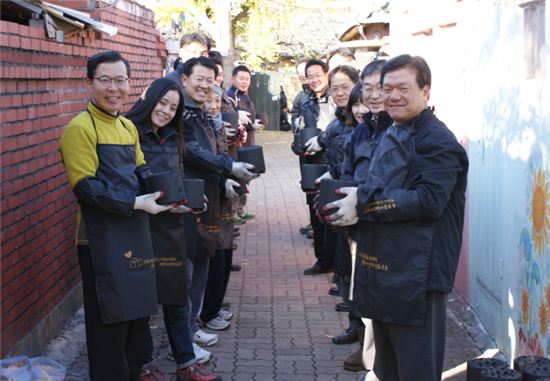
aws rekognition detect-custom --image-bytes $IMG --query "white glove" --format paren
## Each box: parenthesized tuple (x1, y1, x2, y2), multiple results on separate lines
(169, 204, 193, 214)
(134, 192, 172, 215)
(326, 187, 358, 226)
(304, 136, 322, 153)
(252, 119, 264, 130)
(225, 179, 241, 199)
(315, 171, 333, 185)
(226, 127, 237, 138)
(231, 161, 257, 181)
(238, 110, 252, 125)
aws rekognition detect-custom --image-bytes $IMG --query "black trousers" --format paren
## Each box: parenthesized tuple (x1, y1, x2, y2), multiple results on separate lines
(372, 291, 448, 381)
(322, 223, 339, 270)
(200, 249, 233, 322)
(78, 246, 148, 381)
(309, 204, 327, 267)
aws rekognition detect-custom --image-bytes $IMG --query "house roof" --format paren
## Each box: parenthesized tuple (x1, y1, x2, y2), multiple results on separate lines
(274, 0, 389, 58)
(339, 11, 390, 41)
(2, 0, 118, 38)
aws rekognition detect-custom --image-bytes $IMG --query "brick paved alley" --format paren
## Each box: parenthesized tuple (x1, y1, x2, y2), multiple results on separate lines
(46, 130, 486, 381)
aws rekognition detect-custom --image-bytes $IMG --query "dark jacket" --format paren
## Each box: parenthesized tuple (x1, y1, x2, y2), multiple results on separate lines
(301, 90, 323, 130)
(182, 93, 226, 258)
(322, 108, 353, 179)
(290, 87, 310, 131)
(227, 85, 256, 146)
(353, 108, 468, 326)
(136, 121, 188, 304)
(341, 111, 393, 183)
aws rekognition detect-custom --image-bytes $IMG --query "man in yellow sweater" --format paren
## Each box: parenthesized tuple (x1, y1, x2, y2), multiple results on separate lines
(59, 50, 171, 381)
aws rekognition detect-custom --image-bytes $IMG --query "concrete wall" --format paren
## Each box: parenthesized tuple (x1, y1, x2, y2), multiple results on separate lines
(389, 0, 550, 359)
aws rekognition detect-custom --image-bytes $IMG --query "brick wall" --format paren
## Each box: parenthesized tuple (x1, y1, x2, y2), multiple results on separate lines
(0, 0, 166, 356)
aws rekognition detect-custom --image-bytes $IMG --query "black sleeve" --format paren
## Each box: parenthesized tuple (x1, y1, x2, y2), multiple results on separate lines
(183, 120, 234, 175)
(73, 176, 137, 216)
(357, 130, 468, 222)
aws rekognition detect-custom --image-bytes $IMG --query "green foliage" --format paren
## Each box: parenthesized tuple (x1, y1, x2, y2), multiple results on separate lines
(146, 0, 296, 69)
(147, 0, 214, 37)
(232, 0, 296, 69)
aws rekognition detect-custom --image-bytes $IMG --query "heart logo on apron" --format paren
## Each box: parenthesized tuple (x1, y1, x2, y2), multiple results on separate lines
(124, 250, 133, 258)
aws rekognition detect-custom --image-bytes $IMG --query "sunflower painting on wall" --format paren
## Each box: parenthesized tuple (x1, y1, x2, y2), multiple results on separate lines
(518, 164, 550, 356)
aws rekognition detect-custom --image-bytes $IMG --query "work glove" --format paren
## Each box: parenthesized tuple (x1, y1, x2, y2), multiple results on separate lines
(304, 136, 322, 155)
(134, 192, 172, 214)
(239, 128, 248, 144)
(231, 161, 257, 181)
(252, 119, 264, 130)
(225, 126, 238, 138)
(238, 110, 252, 125)
(315, 171, 333, 185)
(225, 179, 241, 199)
(192, 195, 209, 214)
(325, 187, 359, 226)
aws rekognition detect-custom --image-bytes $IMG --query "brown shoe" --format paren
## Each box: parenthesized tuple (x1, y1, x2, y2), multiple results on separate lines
(344, 346, 366, 372)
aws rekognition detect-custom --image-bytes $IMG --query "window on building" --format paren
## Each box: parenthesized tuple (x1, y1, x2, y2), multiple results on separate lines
(521, 0, 545, 79)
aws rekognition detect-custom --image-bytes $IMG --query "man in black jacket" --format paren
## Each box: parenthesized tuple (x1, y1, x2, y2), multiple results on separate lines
(300, 59, 335, 275)
(327, 54, 469, 381)
(290, 58, 310, 131)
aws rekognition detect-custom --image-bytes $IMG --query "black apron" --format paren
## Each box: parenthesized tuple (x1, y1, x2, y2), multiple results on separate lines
(353, 124, 433, 326)
(148, 212, 188, 305)
(138, 124, 188, 305)
(82, 113, 157, 323)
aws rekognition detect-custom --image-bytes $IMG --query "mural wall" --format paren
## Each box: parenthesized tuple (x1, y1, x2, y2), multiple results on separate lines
(389, 0, 550, 359)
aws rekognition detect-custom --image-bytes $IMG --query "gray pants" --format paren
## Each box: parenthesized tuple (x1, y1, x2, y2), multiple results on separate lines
(372, 291, 447, 381)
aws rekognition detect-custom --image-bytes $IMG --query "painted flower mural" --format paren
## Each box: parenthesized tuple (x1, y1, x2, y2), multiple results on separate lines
(530, 169, 550, 255)
(518, 164, 550, 357)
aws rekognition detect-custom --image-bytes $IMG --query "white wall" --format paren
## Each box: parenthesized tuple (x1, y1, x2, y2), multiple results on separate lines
(389, 0, 550, 359)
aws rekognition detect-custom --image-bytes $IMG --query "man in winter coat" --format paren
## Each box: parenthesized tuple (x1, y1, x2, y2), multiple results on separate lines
(327, 54, 469, 381)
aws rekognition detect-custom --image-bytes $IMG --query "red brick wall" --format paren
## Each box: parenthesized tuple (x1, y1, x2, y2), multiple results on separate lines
(0, 0, 166, 356)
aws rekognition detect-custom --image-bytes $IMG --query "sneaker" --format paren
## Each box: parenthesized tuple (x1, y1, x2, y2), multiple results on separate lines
(176, 363, 222, 381)
(205, 316, 230, 331)
(192, 343, 212, 364)
(140, 362, 170, 381)
(217, 308, 233, 321)
(233, 215, 246, 225)
(193, 329, 218, 347)
(238, 212, 255, 220)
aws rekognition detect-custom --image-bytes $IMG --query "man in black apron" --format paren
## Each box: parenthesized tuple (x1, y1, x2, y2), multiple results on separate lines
(59, 51, 173, 381)
(326, 55, 469, 381)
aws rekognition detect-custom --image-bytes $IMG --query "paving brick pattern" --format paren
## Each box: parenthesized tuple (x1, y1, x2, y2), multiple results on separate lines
(46, 131, 484, 381)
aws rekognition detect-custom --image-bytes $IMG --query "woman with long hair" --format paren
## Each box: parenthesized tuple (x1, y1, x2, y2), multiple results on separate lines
(316, 67, 365, 371)
(126, 77, 221, 381)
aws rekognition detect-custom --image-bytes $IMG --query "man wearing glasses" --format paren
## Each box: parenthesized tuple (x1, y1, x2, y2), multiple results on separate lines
(60, 50, 171, 380)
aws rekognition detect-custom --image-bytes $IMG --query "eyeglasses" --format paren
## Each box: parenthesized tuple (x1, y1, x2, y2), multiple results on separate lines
(93, 76, 129, 87)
